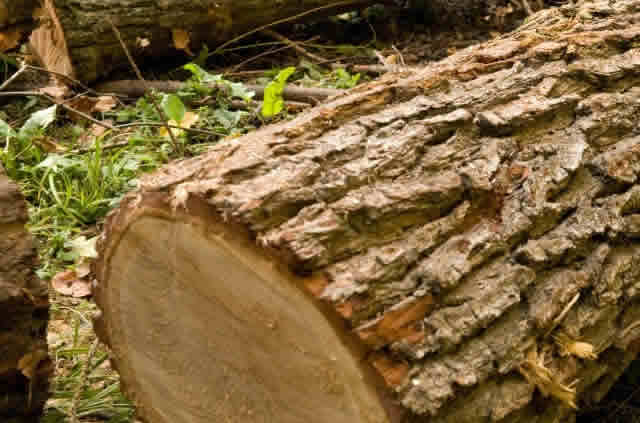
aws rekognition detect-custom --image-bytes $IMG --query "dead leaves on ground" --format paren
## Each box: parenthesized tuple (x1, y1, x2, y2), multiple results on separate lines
(51, 261, 93, 298)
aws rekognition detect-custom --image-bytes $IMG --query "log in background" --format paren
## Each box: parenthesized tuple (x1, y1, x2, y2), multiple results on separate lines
(19, 0, 528, 83)
(94, 1, 640, 422)
(0, 165, 50, 423)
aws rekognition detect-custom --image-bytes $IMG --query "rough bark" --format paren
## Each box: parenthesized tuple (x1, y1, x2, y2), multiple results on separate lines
(28, 0, 387, 83)
(0, 0, 37, 52)
(95, 1, 640, 422)
(0, 0, 38, 30)
(0, 165, 50, 423)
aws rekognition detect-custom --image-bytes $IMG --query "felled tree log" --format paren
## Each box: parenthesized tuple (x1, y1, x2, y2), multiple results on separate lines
(0, 0, 37, 31)
(28, 0, 389, 83)
(94, 1, 640, 422)
(0, 0, 38, 52)
(0, 165, 50, 423)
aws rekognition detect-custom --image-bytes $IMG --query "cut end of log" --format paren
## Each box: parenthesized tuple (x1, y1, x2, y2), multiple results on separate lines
(95, 195, 396, 423)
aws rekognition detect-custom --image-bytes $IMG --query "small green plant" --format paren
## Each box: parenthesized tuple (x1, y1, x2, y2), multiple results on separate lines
(332, 68, 361, 89)
(1, 104, 57, 178)
(261, 66, 296, 118)
(183, 63, 255, 101)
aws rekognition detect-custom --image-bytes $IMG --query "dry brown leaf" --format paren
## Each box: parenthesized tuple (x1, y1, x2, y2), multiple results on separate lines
(75, 259, 92, 279)
(34, 136, 67, 153)
(160, 111, 199, 138)
(18, 350, 49, 380)
(77, 122, 111, 147)
(40, 85, 70, 100)
(90, 121, 110, 137)
(0, 29, 22, 53)
(172, 28, 194, 56)
(66, 95, 116, 116)
(51, 270, 92, 298)
(93, 95, 117, 112)
(67, 96, 97, 115)
(136, 37, 150, 48)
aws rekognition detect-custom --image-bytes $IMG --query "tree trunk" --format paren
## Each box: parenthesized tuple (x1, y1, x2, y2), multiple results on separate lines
(0, 165, 50, 423)
(94, 1, 640, 422)
(28, 0, 388, 83)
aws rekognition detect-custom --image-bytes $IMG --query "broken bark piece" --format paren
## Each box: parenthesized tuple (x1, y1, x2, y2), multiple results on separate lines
(95, 2, 640, 422)
(0, 165, 50, 422)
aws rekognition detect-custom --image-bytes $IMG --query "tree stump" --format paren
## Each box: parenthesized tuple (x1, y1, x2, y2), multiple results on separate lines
(94, 1, 640, 422)
(0, 165, 50, 423)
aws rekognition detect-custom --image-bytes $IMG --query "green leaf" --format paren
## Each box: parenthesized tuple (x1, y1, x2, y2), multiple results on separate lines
(193, 44, 209, 68)
(160, 94, 186, 122)
(228, 81, 255, 101)
(0, 118, 16, 140)
(214, 109, 247, 130)
(334, 68, 361, 89)
(184, 63, 222, 83)
(261, 67, 295, 118)
(184, 63, 254, 100)
(299, 59, 323, 80)
(35, 154, 79, 172)
(19, 105, 57, 137)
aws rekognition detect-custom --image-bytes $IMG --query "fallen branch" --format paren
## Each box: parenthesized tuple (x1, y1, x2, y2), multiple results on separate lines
(95, 80, 342, 103)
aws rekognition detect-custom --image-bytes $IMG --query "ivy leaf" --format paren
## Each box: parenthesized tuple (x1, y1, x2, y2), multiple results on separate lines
(184, 63, 222, 83)
(261, 67, 295, 118)
(214, 109, 247, 130)
(19, 105, 57, 137)
(334, 68, 361, 89)
(160, 94, 186, 122)
(228, 81, 255, 101)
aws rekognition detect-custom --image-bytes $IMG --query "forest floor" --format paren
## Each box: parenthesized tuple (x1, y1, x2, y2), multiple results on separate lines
(1, 3, 638, 422)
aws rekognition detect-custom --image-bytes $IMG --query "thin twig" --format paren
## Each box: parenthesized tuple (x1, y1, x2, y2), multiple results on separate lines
(107, 17, 182, 152)
(261, 29, 326, 63)
(57, 101, 116, 130)
(72, 140, 132, 154)
(24, 64, 94, 93)
(0, 63, 27, 91)
(70, 338, 99, 423)
(0, 91, 42, 97)
(0, 88, 117, 129)
(228, 45, 292, 73)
